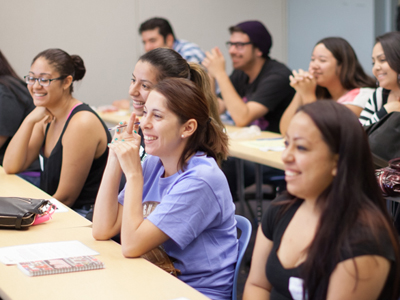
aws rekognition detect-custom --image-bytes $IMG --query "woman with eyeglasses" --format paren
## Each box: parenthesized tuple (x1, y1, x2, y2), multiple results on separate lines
(0, 50, 41, 186)
(280, 37, 376, 135)
(3, 48, 111, 217)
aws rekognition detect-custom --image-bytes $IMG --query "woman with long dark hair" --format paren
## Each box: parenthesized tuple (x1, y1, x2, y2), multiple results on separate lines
(359, 31, 400, 125)
(4, 48, 111, 216)
(245, 101, 400, 300)
(93, 78, 236, 300)
(280, 37, 375, 134)
(0, 50, 40, 185)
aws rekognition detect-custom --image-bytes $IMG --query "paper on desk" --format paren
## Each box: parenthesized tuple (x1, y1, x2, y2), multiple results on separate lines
(0, 240, 99, 265)
(49, 198, 69, 213)
(240, 138, 285, 151)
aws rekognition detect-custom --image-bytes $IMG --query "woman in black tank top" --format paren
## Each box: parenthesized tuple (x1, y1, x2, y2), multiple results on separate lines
(3, 48, 111, 216)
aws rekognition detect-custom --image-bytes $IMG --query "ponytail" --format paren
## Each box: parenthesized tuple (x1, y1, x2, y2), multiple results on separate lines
(153, 78, 229, 169)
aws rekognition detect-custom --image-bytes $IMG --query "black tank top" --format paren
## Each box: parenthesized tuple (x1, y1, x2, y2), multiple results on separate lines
(40, 103, 111, 209)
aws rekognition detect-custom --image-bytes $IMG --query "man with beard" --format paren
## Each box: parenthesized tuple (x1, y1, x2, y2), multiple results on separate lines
(203, 21, 294, 203)
(203, 20, 294, 133)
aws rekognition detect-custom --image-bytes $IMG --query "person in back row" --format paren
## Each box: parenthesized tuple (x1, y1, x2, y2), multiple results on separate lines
(359, 31, 400, 126)
(3, 48, 111, 217)
(113, 17, 207, 110)
(0, 50, 41, 186)
(203, 20, 294, 202)
(139, 17, 205, 64)
(203, 20, 294, 132)
(280, 37, 376, 135)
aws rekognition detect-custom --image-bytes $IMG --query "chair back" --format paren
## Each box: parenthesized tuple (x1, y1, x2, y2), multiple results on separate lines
(232, 215, 252, 300)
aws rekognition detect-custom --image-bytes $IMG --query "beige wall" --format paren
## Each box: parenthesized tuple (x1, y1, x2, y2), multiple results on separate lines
(0, 0, 287, 106)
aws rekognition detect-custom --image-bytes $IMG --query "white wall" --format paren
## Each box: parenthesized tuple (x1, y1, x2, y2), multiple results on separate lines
(287, 0, 398, 75)
(0, 0, 288, 107)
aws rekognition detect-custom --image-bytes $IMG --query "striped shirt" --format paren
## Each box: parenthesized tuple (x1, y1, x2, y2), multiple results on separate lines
(173, 39, 205, 64)
(359, 87, 389, 126)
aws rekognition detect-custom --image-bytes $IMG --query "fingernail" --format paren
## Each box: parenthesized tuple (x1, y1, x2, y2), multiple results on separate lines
(111, 141, 114, 144)
(119, 121, 123, 125)
(122, 139, 125, 142)
(114, 138, 118, 141)
(116, 129, 119, 133)
(134, 130, 137, 134)
(108, 143, 111, 146)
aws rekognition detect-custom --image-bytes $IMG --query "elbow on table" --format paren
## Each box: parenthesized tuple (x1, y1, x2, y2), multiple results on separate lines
(2, 163, 19, 174)
(121, 243, 143, 258)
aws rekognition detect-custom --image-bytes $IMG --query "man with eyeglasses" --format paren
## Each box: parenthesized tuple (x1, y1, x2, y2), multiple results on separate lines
(203, 20, 294, 203)
(203, 20, 294, 133)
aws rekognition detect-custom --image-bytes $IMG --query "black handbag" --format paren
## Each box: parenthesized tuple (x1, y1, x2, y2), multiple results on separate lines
(0, 197, 52, 229)
(366, 112, 400, 162)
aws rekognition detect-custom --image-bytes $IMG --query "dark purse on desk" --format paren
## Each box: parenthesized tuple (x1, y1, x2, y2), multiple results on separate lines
(140, 201, 181, 277)
(0, 197, 53, 229)
(366, 112, 400, 162)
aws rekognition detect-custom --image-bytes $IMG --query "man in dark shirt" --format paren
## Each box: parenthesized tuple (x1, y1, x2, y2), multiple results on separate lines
(203, 21, 294, 202)
(203, 20, 294, 133)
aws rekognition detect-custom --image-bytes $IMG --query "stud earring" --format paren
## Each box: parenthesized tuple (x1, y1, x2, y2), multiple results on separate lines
(181, 135, 184, 138)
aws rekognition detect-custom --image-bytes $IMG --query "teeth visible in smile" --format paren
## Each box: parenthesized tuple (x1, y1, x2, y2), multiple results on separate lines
(144, 136, 157, 141)
(133, 100, 145, 105)
(35, 93, 46, 96)
(285, 170, 299, 176)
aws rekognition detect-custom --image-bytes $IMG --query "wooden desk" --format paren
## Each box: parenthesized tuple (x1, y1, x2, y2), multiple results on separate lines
(225, 126, 284, 222)
(97, 110, 131, 125)
(0, 168, 209, 300)
(0, 167, 92, 229)
(0, 227, 209, 300)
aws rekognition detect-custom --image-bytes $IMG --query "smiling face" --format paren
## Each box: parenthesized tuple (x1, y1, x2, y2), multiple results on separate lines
(141, 90, 187, 161)
(141, 28, 172, 52)
(128, 60, 158, 116)
(28, 57, 68, 108)
(282, 111, 338, 202)
(228, 32, 259, 71)
(309, 43, 340, 88)
(372, 42, 399, 90)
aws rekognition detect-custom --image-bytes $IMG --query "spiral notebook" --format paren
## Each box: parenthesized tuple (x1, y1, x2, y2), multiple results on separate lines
(17, 256, 104, 276)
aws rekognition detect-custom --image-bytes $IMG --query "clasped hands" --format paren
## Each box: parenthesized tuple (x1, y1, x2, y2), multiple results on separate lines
(108, 112, 142, 177)
(289, 69, 317, 103)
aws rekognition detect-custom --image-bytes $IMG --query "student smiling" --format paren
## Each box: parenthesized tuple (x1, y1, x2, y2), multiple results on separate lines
(93, 78, 237, 300)
(3, 48, 111, 216)
(280, 37, 375, 135)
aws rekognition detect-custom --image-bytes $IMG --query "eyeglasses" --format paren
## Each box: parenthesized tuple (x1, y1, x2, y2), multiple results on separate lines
(24, 75, 65, 87)
(226, 41, 252, 50)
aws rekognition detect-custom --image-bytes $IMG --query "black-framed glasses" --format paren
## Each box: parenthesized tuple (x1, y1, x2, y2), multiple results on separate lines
(24, 75, 66, 87)
(226, 41, 252, 50)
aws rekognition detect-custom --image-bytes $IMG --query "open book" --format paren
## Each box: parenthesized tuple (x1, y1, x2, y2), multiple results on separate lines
(17, 256, 104, 276)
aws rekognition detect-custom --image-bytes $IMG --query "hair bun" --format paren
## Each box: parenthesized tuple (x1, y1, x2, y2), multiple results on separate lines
(71, 55, 86, 81)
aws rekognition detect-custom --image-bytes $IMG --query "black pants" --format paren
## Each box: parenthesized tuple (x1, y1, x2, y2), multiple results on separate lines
(221, 157, 286, 202)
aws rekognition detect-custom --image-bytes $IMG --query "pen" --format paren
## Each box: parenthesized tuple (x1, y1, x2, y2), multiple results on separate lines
(108, 122, 140, 131)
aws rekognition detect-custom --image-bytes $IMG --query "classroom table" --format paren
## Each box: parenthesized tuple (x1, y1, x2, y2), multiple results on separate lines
(225, 126, 284, 222)
(0, 227, 209, 300)
(0, 168, 210, 300)
(0, 167, 92, 229)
